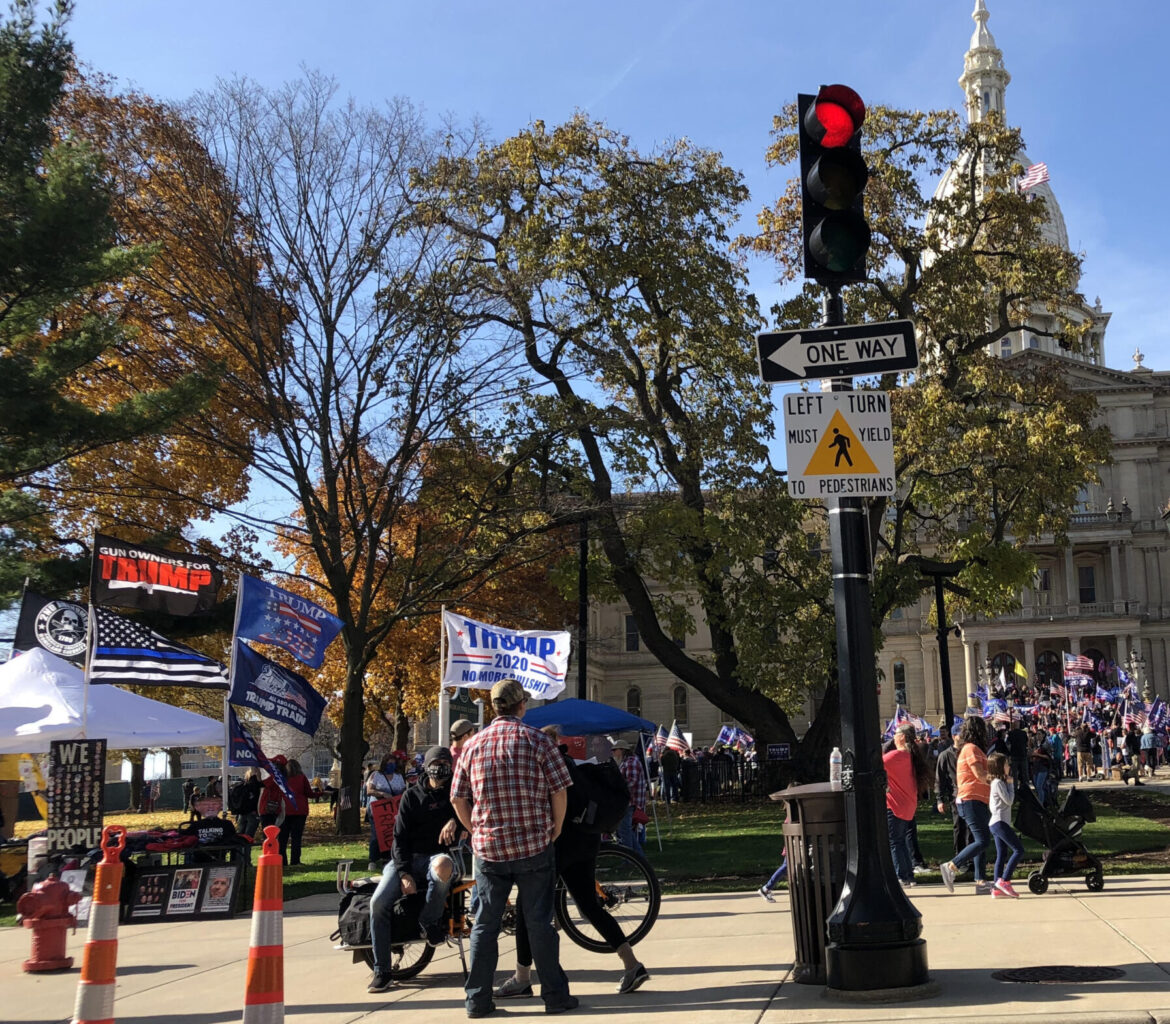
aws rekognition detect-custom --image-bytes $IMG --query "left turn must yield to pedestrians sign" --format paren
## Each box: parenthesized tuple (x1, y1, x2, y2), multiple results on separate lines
(783, 391, 895, 500)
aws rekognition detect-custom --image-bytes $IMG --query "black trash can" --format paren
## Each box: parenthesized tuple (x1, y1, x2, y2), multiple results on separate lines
(773, 782, 847, 984)
(680, 758, 700, 802)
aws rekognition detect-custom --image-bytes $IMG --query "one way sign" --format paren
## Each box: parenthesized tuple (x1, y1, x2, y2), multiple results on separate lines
(757, 319, 918, 382)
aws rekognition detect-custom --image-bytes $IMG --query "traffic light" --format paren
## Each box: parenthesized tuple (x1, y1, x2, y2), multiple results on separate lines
(798, 85, 870, 286)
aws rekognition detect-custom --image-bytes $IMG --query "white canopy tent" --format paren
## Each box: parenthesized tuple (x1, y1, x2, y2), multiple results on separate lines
(0, 648, 224, 754)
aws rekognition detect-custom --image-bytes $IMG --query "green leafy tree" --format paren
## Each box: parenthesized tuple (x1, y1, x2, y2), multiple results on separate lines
(412, 116, 834, 757)
(0, 1, 214, 597)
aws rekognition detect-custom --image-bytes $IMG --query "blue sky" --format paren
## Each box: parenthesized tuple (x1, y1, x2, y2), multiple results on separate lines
(68, 0, 1170, 371)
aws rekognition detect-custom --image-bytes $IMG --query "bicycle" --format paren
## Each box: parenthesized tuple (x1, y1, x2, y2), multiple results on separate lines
(332, 841, 660, 979)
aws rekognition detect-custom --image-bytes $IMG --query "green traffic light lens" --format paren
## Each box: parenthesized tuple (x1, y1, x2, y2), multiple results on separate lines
(809, 212, 871, 273)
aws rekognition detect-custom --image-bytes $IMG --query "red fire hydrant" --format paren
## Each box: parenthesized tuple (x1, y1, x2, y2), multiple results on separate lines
(17, 873, 82, 971)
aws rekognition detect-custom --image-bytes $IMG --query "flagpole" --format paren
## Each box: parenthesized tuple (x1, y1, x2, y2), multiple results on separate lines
(438, 605, 450, 744)
(82, 604, 94, 738)
(222, 571, 246, 819)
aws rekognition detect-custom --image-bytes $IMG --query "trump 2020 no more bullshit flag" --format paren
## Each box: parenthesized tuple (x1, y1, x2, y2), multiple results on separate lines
(90, 606, 229, 689)
(234, 573, 343, 670)
(442, 610, 569, 700)
(90, 533, 222, 616)
(229, 639, 326, 736)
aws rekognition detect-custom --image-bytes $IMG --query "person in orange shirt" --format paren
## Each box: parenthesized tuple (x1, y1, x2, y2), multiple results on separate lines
(939, 716, 993, 895)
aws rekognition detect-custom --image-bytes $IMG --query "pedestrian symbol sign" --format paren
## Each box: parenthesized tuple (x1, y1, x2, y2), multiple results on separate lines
(802, 410, 880, 475)
(783, 390, 896, 500)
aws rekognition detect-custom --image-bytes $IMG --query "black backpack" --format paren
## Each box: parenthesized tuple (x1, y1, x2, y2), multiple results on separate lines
(227, 780, 249, 815)
(566, 758, 630, 834)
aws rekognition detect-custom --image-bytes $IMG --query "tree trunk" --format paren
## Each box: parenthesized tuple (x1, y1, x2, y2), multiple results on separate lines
(337, 660, 369, 835)
(166, 748, 183, 779)
(393, 689, 412, 752)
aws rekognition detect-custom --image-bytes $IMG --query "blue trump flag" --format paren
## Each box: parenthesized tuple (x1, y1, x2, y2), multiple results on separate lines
(230, 639, 327, 736)
(235, 573, 343, 670)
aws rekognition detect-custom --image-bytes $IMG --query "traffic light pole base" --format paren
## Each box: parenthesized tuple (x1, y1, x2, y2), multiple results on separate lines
(825, 938, 929, 993)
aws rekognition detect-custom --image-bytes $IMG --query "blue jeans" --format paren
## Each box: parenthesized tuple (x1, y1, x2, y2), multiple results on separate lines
(370, 853, 453, 974)
(886, 810, 913, 882)
(990, 821, 1024, 882)
(764, 858, 787, 890)
(616, 805, 636, 850)
(954, 800, 992, 881)
(466, 846, 569, 1013)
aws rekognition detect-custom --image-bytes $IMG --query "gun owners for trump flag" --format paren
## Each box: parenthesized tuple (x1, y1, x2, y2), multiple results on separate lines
(90, 533, 222, 616)
(442, 611, 569, 700)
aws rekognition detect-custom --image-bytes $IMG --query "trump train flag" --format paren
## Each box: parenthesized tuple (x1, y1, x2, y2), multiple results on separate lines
(442, 610, 569, 700)
(235, 573, 343, 670)
(229, 640, 327, 736)
(90, 533, 222, 616)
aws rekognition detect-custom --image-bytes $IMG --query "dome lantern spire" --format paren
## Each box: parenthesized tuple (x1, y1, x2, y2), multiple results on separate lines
(959, 0, 1010, 124)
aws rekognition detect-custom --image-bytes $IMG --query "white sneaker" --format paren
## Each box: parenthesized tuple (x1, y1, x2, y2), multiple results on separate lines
(913, 865, 929, 875)
(939, 861, 956, 893)
(758, 886, 775, 903)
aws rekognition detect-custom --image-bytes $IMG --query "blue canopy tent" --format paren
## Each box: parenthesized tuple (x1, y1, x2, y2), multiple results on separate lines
(523, 697, 663, 848)
(523, 698, 653, 735)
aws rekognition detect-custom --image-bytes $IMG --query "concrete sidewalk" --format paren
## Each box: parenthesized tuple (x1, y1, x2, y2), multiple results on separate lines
(1, 872, 1169, 1023)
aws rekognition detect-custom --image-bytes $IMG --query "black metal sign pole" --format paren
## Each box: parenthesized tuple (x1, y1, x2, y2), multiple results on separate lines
(820, 288, 928, 991)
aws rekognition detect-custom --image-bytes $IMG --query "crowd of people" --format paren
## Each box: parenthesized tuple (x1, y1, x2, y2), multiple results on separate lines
(869, 680, 1167, 900)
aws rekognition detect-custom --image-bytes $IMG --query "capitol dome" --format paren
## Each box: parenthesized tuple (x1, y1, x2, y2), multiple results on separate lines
(928, 1, 1106, 364)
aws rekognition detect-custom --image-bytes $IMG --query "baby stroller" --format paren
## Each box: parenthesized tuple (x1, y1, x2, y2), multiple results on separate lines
(1013, 784, 1103, 894)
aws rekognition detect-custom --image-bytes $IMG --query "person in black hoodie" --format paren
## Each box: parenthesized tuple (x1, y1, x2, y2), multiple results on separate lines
(366, 745, 467, 994)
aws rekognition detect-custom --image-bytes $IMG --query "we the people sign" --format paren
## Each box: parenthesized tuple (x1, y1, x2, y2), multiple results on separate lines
(47, 739, 106, 853)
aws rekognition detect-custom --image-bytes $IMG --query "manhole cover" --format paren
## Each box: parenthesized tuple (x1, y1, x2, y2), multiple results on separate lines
(992, 966, 1126, 984)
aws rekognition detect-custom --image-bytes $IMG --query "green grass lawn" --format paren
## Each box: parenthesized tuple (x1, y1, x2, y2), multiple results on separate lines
(4, 792, 1168, 923)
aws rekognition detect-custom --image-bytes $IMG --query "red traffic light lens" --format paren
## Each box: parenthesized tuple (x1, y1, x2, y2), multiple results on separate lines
(804, 84, 866, 148)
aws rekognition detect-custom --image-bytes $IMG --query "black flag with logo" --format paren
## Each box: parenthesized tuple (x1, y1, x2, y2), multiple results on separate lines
(15, 591, 88, 665)
(90, 533, 222, 616)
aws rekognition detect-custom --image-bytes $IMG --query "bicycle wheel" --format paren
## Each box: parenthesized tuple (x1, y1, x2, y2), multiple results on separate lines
(362, 940, 434, 980)
(555, 844, 660, 953)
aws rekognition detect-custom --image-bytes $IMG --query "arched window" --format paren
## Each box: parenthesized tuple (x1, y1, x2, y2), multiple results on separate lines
(1035, 650, 1060, 687)
(893, 661, 907, 707)
(990, 652, 1018, 688)
(625, 686, 642, 719)
(983, 91, 990, 113)
(672, 685, 689, 726)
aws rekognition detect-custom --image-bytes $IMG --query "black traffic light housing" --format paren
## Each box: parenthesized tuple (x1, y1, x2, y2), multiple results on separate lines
(798, 85, 870, 286)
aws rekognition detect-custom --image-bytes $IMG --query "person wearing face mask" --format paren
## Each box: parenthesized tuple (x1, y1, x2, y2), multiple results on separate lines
(365, 753, 407, 870)
(366, 746, 467, 994)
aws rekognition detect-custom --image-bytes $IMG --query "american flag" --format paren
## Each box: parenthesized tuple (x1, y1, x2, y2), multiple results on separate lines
(1018, 162, 1049, 192)
(1123, 699, 1148, 729)
(665, 721, 689, 754)
(653, 724, 669, 752)
(1050, 682, 1066, 702)
(1064, 652, 1094, 677)
(91, 606, 228, 689)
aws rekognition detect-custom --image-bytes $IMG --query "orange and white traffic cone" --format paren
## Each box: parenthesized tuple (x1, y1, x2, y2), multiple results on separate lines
(72, 825, 127, 1024)
(242, 825, 284, 1024)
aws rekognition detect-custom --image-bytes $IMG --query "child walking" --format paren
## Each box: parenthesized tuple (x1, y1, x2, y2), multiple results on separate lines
(987, 752, 1024, 899)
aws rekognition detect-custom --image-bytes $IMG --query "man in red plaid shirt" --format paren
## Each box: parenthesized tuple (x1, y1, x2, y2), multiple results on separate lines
(611, 737, 647, 851)
(451, 679, 577, 1017)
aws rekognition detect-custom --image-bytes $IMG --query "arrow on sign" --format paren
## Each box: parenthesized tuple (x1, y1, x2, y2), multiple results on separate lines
(757, 319, 918, 382)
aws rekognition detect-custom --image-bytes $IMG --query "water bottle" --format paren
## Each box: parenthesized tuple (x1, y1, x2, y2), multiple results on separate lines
(829, 747, 843, 791)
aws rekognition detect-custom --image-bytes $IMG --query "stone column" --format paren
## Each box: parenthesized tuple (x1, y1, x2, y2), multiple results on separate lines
(1111, 542, 1125, 613)
(1065, 548, 1078, 615)
(1023, 639, 1035, 684)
